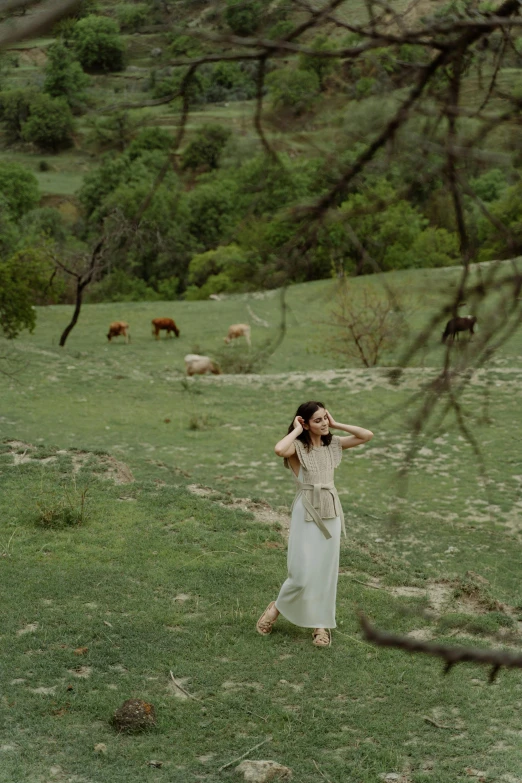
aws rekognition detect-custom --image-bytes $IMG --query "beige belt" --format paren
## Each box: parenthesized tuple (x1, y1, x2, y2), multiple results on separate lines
(291, 478, 346, 540)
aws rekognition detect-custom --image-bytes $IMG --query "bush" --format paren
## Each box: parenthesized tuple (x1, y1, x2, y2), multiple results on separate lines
(116, 3, 149, 31)
(182, 124, 231, 170)
(72, 15, 125, 72)
(224, 0, 263, 36)
(0, 162, 40, 219)
(85, 110, 146, 153)
(21, 95, 75, 151)
(185, 244, 251, 298)
(44, 41, 88, 110)
(186, 182, 238, 250)
(266, 67, 320, 114)
(0, 88, 37, 143)
(0, 245, 55, 339)
(200, 61, 257, 103)
(87, 269, 161, 302)
(20, 207, 68, 244)
(126, 127, 174, 159)
(298, 34, 338, 90)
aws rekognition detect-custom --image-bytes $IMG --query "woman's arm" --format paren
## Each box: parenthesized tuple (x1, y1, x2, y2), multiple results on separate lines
(326, 411, 373, 450)
(274, 416, 303, 457)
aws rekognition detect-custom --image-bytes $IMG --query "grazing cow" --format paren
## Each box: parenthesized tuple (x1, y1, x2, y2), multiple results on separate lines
(224, 323, 251, 347)
(152, 317, 180, 339)
(107, 321, 130, 344)
(442, 315, 477, 344)
(184, 354, 221, 376)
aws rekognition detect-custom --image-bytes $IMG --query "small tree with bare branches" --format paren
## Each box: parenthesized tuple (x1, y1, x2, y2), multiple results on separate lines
(327, 282, 408, 367)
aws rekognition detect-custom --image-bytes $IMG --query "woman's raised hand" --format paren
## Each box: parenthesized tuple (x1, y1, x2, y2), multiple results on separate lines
(293, 415, 304, 431)
(326, 410, 336, 428)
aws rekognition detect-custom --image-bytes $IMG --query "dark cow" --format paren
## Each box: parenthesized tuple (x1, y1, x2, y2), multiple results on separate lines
(107, 321, 130, 344)
(152, 318, 180, 339)
(442, 316, 477, 344)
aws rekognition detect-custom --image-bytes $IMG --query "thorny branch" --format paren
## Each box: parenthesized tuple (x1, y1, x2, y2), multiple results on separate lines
(360, 614, 522, 683)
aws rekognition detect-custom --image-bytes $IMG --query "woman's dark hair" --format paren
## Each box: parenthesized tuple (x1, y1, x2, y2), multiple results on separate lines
(287, 401, 332, 450)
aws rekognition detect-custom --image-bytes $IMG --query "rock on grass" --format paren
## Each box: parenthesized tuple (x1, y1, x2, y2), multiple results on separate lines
(111, 698, 156, 732)
(235, 760, 292, 782)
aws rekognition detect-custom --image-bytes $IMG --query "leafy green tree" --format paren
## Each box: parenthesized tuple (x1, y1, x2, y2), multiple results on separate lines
(126, 127, 174, 159)
(85, 111, 145, 153)
(21, 95, 75, 151)
(0, 246, 54, 339)
(182, 124, 231, 170)
(186, 182, 238, 250)
(266, 67, 320, 114)
(44, 41, 88, 110)
(72, 16, 125, 72)
(224, 0, 263, 36)
(0, 88, 37, 143)
(116, 3, 149, 32)
(299, 35, 338, 90)
(0, 162, 40, 220)
(185, 244, 251, 298)
(20, 207, 68, 245)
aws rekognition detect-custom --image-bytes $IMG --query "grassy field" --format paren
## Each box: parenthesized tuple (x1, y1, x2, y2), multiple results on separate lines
(1, 268, 522, 782)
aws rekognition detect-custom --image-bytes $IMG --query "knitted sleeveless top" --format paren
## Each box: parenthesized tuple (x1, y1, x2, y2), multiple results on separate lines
(285, 436, 343, 520)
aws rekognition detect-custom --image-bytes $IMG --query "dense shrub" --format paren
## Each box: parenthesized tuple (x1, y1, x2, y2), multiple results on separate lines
(116, 3, 149, 32)
(182, 124, 231, 170)
(0, 245, 55, 338)
(72, 16, 125, 72)
(266, 67, 320, 114)
(44, 41, 88, 110)
(185, 244, 251, 298)
(298, 35, 338, 90)
(87, 269, 162, 302)
(224, 0, 263, 36)
(126, 127, 174, 159)
(0, 162, 40, 219)
(187, 181, 238, 250)
(20, 208, 68, 244)
(21, 95, 75, 151)
(85, 111, 146, 152)
(0, 88, 37, 142)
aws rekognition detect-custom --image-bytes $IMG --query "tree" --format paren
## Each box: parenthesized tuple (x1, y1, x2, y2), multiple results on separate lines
(0, 88, 37, 143)
(224, 0, 263, 36)
(0, 246, 55, 339)
(298, 34, 338, 90)
(181, 124, 231, 170)
(327, 282, 408, 367)
(72, 15, 125, 72)
(44, 41, 88, 110)
(21, 94, 75, 151)
(266, 68, 320, 115)
(0, 162, 40, 220)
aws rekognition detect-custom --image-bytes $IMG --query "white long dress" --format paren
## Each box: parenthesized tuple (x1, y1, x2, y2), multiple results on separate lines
(275, 437, 345, 629)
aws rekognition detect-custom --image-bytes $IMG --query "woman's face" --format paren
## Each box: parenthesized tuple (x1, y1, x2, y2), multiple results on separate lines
(304, 407, 329, 436)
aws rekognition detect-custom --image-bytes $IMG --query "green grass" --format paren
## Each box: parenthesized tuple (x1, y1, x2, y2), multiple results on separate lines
(1, 268, 522, 781)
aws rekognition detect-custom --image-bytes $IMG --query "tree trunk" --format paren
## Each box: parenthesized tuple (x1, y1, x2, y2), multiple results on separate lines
(59, 278, 86, 347)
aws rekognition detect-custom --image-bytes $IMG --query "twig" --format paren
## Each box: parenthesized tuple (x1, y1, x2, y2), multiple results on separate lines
(423, 716, 452, 729)
(360, 613, 522, 682)
(169, 670, 202, 702)
(346, 577, 384, 590)
(313, 759, 334, 783)
(218, 736, 272, 772)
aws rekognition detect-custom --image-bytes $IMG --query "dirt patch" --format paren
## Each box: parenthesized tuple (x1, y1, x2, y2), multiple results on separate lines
(4, 441, 134, 485)
(187, 484, 289, 533)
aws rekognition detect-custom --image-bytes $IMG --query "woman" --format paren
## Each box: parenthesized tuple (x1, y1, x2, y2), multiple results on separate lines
(256, 401, 373, 647)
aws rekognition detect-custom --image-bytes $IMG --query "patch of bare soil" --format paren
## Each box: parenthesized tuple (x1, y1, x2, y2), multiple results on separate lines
(187, 484, 289, 533)
(4, 441, 134, 484)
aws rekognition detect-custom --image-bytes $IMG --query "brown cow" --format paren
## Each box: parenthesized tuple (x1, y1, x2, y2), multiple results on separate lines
(152, 317, 180, 339)
(107, 321, 130, 344)
(224, 323, 251, 347)
(441, 316, 477, 344)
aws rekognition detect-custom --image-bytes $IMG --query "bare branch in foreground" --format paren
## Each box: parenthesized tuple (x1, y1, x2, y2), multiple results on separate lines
(0, 0, 81, 48)
(360, 614, 522, 682)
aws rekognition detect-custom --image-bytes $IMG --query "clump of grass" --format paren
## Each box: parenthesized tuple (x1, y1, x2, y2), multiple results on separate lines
(452, 573, 501, 611)
(188, 413, 213, 431)
(35, 479, 89, 529)
(438, 611, 514, 636)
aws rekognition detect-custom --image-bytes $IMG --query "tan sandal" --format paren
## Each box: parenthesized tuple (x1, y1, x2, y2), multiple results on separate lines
(312, 628, 331, 647)
(256, 601, 277, 635)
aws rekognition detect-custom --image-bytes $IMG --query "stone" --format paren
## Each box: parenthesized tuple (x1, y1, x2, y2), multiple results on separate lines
(151, 48, 163, 57)
(235, 760, 292, 782)
(111, 698, 156, 733)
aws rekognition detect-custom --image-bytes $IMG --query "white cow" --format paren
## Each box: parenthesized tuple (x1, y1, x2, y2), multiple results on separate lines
(184, 354, 221, 376)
